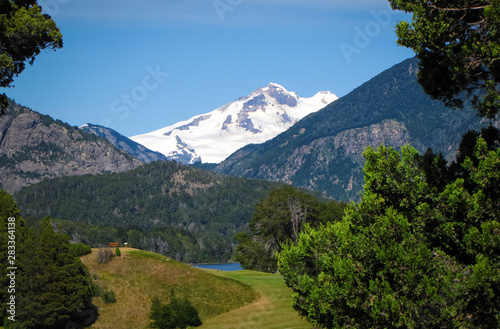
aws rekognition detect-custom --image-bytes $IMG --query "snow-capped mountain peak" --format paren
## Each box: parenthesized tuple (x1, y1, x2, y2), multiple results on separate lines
(131, 83, 338, 164)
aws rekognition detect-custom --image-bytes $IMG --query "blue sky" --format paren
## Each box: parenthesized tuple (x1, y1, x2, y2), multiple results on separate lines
(5, 0, 414, 137)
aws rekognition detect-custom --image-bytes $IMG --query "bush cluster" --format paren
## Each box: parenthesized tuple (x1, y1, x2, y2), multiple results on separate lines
(96, 248, 113, 264)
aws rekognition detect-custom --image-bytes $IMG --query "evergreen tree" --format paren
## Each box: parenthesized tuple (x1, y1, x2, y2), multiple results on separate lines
(1, 192, 95, 329)
(149, 295, 202, 329)
(32, 216, 93, 328)
(0, 190, 25, 326)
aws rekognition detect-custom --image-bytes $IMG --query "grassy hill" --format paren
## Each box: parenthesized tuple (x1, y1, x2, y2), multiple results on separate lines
(81, 248, 259, 328)
(80, 248, 311, 329)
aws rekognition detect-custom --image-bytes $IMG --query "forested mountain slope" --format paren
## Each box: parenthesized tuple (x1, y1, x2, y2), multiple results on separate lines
(214, 58, 497, 200)
(14, 160, 277, 262)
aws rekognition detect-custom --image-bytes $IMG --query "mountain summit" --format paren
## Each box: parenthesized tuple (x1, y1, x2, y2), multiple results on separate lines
(130, 83, 338, 164)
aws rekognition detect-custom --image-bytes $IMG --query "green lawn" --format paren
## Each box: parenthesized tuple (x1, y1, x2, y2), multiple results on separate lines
(199, 270, 313, 329)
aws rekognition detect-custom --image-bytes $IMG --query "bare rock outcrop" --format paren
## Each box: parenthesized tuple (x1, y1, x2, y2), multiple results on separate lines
(0, 102, 143, 194)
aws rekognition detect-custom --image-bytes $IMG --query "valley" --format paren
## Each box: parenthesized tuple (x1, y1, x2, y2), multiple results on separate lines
(2, 1, 500, 328)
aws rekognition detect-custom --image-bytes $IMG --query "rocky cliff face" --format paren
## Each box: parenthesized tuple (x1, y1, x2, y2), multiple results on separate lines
(0, 102, 143, 194)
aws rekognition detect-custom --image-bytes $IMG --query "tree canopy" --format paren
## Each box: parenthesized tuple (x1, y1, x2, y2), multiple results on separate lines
(278, 129, 500, 328)
(235, 185, 346, 273)
(1, 190, 94, 328)
(0, 0, 62, 113)
(390, 0, 500, 119)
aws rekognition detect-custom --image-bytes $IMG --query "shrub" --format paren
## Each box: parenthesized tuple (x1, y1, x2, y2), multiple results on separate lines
(115, 247, 121, 256)
(70, 242, 92, 257)
(96, 248, 113, 264)
(149, 295, 202, 329)
(101, 289, 116, 304)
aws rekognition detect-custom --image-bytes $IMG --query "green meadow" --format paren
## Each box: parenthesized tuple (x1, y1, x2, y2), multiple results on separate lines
(199, 270, 313, 329)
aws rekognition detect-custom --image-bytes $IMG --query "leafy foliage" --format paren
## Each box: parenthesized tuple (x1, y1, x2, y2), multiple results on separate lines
(149, 294, 202, 329)
(69, 242, 92, 257)
(390, 0, 500, 119)
(235, 185, 346, 273)
(0, 1, 62, 113)
(278, 130, 500, 328)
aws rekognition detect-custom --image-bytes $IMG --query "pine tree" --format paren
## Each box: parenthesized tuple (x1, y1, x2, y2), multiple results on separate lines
(33, 216, 93, 328)
(0, 190, 25, 326)
(0, 202, 95, 329)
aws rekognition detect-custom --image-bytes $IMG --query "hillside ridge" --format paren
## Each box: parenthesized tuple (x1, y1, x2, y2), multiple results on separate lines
(0, 100, 143, 194)
(213, 58, 498, 200)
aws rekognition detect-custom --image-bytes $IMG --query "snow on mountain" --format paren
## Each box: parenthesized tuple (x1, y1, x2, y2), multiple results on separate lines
(130, 83, 338, 164)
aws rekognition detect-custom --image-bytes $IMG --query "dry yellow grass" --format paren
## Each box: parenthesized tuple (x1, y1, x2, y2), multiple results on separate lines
(81, 248, 259, 329)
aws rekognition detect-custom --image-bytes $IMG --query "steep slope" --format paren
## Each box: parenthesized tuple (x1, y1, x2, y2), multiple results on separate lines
(0, 100, 143, 194)
(80, 123, 167, 163)
(214, 58, 497, 201)
(131, 83, 337, 164)
(14, 160, 278, 263)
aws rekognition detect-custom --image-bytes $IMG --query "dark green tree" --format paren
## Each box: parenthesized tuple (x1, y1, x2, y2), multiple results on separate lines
(23, 216, 93, 328)
(0, 189, 25, 326)
(149, 297, 177, 329)
(278, 136, 500, 328)
(235, 185, 346, 273)
(149, 294, 202, 329)
(0, 0, 63, 113)
(234, 232, 272, 272)
(389, 0, 500, 119)
(1, 200, 95, 329)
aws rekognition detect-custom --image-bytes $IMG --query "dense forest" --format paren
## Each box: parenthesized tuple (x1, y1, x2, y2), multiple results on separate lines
(14, 160, 278, 263)
(0, 191, 96, 329)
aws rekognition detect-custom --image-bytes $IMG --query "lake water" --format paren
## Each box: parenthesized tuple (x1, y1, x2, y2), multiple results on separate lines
(195, 263, 243, 271)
